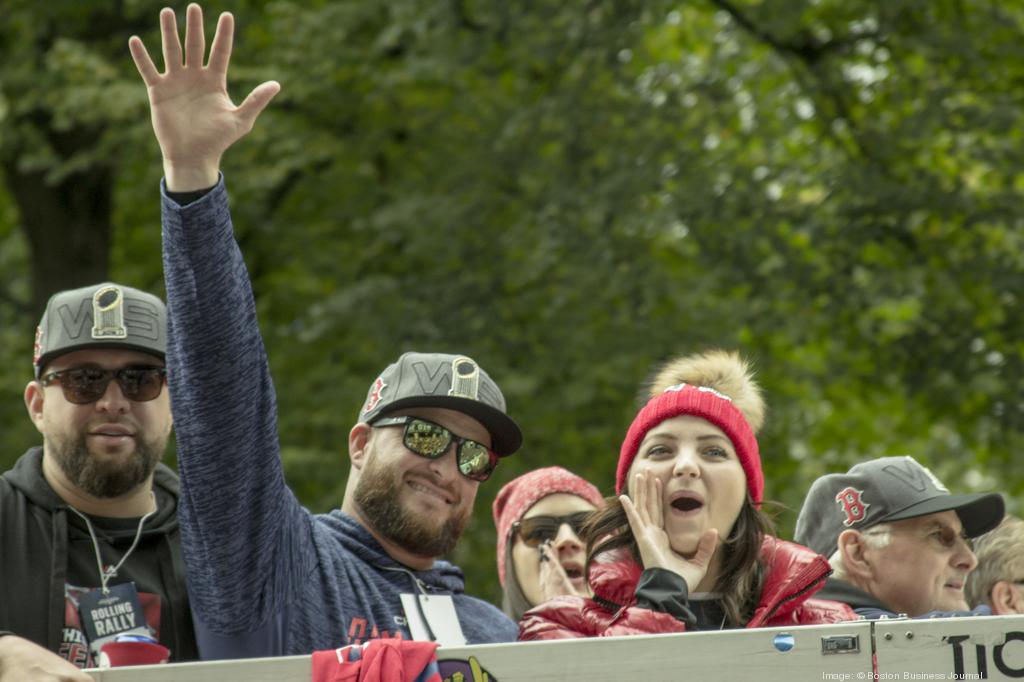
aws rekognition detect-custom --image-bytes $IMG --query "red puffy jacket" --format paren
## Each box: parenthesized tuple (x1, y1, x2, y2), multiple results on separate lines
(518, 536, 855, 639)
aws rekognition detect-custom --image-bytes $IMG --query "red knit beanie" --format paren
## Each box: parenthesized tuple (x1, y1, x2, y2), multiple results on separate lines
(615, 383, 763, 503)
(492, 466, 605, 586)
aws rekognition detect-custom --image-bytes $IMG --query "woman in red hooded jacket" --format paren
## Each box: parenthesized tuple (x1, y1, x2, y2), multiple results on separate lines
(519, 350, 855, 639)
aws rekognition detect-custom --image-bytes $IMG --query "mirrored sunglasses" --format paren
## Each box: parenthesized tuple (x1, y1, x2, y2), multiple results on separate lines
(40, 367, 167, 404)
(371, 415, 498, 482)
(513, 512, 591, 548)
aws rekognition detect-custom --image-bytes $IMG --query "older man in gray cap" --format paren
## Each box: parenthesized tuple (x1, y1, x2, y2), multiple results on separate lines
(0, 282, 196, 679)
(795, 456, 1004, 618)
(130, 3, 523, 662)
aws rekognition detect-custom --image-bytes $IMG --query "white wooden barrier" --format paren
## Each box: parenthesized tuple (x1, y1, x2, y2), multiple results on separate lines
(84, 616, 1024, 681)
(874, 615, 1024, 680)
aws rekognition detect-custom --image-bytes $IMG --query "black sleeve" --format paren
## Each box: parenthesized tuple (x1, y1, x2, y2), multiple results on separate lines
(634, 568, 697, 626)
(166, 185, 217, 206)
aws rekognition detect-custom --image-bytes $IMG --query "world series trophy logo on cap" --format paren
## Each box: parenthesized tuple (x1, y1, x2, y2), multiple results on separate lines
(91, 285, 128, 340)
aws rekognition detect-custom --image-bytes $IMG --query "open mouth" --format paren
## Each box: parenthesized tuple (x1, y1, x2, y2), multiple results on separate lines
(670, 497, 703, 512)
(562, 562, 585, 581)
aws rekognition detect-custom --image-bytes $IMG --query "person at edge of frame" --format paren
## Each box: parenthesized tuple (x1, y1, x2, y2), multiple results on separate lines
(0, 283, 197, 680)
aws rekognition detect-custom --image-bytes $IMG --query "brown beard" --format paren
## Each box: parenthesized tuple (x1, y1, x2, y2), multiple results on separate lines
(48, 422, 165, 498)
(354, 446, 468, 558)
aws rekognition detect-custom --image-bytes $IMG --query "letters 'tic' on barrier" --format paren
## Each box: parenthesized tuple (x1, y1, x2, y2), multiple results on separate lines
(874, 614, 1024, 681)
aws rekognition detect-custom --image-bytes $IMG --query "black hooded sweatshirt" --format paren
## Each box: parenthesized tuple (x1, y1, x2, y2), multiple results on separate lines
(0, 447, 197, 667)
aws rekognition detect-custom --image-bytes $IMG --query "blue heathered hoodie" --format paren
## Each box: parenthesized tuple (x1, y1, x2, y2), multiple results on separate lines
(160, 178, 517, 659)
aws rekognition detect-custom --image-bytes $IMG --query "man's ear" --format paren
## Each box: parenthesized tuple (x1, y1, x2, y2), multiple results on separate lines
(348, 423, 372, 471)
(24, 381, 45, 433)
(989, 581, 1024, 615)
(837, 529, 874, 580)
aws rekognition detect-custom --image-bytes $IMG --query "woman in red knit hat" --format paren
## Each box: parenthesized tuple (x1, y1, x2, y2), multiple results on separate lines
(492, 467, 605, 621)
(519, 350, 854, 638)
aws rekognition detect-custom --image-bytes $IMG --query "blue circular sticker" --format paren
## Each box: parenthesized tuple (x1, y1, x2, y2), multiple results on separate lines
(773, 633, 795, 652)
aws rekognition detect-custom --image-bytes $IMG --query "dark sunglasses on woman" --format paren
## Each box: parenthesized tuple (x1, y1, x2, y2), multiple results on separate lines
(513, 512, 591, 548)
(371, 415, 499, 482)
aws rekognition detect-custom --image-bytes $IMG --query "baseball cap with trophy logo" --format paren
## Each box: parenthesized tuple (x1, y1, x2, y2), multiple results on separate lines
(33, 282, 167, 378)
(359, 352, 522, 456)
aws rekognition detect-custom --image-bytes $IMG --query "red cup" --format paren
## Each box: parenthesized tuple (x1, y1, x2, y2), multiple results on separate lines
(98, 640, 171, 667)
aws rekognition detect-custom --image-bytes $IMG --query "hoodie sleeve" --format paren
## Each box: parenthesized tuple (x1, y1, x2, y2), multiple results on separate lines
(161, 177, 317, 643)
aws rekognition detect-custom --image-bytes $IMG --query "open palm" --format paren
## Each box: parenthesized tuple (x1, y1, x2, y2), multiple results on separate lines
(129, 3, 279, 190)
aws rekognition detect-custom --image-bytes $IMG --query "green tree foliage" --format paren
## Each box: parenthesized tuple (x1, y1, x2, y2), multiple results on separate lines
(1, 0, 1022, 606)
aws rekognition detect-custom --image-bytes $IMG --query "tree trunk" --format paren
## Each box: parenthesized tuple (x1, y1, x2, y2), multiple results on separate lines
(3, 155, 112, 316)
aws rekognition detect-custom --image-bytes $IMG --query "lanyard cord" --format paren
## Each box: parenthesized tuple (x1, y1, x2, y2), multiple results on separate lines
(67, 493, 158, 595)
(376, 564, 438, 642)
(410, 588, 437, 643)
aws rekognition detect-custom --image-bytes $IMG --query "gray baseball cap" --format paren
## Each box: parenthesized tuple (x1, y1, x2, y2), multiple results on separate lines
(33, 282, 166, 378)
(359, 352, 523, 456)
(795, 455, 1004, 559)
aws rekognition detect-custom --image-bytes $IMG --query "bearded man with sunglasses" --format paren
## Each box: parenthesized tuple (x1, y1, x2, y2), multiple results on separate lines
(128, 4, 523, 660)
(0, 283, 197, 679)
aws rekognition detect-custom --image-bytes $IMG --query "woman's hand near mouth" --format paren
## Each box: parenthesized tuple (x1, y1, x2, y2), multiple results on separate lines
(622, 472, 718, 592)
(538, 542, 591, 599)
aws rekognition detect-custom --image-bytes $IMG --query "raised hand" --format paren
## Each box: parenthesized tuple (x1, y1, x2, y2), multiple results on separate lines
(538, 542, 590, 599)
(621, 472, 718, 593)
(128, 3, 280, 191)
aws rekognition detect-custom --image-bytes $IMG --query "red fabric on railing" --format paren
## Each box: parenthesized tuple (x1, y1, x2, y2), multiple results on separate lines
(311, 639, 441, 682)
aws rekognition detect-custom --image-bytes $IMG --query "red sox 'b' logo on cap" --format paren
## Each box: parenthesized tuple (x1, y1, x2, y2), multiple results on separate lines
(33, 326, 44, 365)
(364, 377, 386, 413)
(835, 486, 870, 527)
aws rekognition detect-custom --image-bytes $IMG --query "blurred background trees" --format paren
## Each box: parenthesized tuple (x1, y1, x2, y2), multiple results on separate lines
(2, 0, 1022, 604)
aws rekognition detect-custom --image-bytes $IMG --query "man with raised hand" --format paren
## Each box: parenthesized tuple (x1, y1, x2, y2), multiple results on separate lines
(795, 456, 1004, 619)
(129, 3, 522, 660)
(0, 283, 196, 679)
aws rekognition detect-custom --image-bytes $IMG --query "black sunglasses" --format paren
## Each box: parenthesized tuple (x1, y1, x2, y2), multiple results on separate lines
(40, 366, 168, 405)
(513, 512, 591, 548)
(371, 415, 498, 482)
